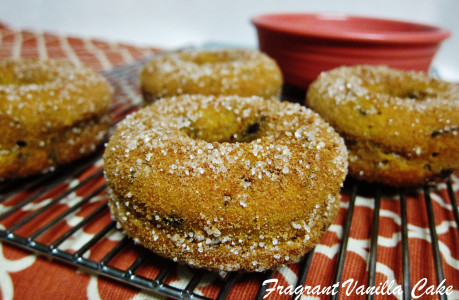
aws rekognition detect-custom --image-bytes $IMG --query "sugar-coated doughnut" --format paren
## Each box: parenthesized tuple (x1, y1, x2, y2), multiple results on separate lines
(306, 65, 459, 186)
(103, 94, 348, 272)
(0, 59, 112, 180)
(140, 49, 282, 103)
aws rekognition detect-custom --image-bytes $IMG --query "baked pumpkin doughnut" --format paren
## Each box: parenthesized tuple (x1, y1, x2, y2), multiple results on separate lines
(306, 65, 459, 186)
(140, 49, 282, 103)
(104, 94, 347, 272)
(0, 59, 112, 180)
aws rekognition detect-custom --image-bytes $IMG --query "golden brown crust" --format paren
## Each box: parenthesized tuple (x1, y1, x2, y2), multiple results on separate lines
(306, 65, 459, 186)
(140, 49, 282, 103)
(104, 95, 348, 271)
(0, 59, 113, 179)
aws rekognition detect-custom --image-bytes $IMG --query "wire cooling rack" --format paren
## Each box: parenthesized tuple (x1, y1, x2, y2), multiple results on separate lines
(1, 60, 458, 300)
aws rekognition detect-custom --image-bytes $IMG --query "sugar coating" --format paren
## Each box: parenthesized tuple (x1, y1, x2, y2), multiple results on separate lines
(0, 59, 113, 179)
(0, 59, 112, 127)
(306, 65, 459, 186)
(140, 49, 283, 102)
(104, 94, 348, 271)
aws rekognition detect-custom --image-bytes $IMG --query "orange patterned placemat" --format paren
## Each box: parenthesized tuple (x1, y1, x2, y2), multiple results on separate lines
(1, 21, 459, 300)
(0, 21, 160, 71)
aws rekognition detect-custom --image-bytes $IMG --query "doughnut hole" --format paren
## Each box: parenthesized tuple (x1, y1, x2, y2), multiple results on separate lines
(371, 84, 438, 100)
(365, 77, 446, 101)
(181, 50, 237, 65)
(181, 106, 267, 143)
(0, 64, 57, 85)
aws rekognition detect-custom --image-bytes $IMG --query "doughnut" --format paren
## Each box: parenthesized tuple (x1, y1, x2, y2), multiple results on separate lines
(140, 49, 282, 103)
(0, 59, 113, 180)
(103, 94, 348, 272)
(306, 65, 459, 186)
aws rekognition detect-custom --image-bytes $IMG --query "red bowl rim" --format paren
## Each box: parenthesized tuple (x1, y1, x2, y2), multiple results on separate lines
(251, 13, 451, 44)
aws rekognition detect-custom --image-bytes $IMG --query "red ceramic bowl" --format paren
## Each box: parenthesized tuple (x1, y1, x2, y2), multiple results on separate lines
(251, 13, 451, 89)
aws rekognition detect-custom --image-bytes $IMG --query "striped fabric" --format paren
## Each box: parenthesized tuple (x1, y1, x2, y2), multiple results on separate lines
(0, 22, 160, 70)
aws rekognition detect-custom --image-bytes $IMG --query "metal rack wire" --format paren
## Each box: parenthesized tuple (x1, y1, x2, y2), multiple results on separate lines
(1, 60, 458, 299)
